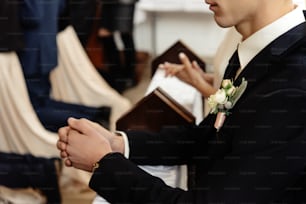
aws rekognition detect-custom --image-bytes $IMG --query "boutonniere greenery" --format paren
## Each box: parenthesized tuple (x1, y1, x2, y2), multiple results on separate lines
(208, 78, 248, 131)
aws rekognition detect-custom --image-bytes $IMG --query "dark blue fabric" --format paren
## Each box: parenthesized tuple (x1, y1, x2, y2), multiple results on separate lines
(0, 152, 61, 203)
(18, 0, 65, 76)
(16, 0, 111, 132)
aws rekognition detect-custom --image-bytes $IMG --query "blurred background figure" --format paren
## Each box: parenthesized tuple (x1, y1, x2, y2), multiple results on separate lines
(98, 0, 139, 93)
(17, 0, 111, 132)
(64, 0, 97, 47)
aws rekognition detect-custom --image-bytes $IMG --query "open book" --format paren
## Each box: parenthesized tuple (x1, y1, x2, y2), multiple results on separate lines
(116, 87, 196, 132)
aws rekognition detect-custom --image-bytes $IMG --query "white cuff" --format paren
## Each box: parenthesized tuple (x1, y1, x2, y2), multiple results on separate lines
(115, 131, 130, 158)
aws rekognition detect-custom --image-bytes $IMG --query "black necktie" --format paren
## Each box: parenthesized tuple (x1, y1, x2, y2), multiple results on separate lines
(223, 49, 240, 80)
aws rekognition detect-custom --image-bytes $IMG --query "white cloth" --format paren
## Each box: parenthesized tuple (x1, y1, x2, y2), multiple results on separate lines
(50, 26, 132, 131)
(0, 186, 46, 204)
(0, 52, 58, 157)
(0, 52, 91, 187)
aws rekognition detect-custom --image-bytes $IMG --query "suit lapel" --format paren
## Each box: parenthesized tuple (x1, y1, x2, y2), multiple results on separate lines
(205, 22, 306, 137)
(234, 22, 306, 89)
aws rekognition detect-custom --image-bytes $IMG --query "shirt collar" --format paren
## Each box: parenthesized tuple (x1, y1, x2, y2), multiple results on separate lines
(237, 5, 305, 70)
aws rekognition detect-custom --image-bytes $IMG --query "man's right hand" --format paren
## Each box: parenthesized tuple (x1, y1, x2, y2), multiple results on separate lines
(57, 118, 125, 172)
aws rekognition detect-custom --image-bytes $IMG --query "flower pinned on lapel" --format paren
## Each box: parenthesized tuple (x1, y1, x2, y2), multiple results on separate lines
(208, 78, 248, 131)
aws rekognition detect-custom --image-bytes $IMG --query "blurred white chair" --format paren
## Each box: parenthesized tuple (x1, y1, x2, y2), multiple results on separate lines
(0, 51, 95, 191)
(51, 26, 132, 131)
(0, 52, 58, 157)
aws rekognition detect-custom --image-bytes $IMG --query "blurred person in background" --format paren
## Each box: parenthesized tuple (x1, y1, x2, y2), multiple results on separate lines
(17, 0, 111, 132)
(98, 0, 139, 93)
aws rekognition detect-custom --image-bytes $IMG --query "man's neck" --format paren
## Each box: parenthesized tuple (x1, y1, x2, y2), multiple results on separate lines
(236, 2, 296, 40)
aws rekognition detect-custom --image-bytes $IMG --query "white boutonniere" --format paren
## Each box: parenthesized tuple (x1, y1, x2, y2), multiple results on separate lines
(208, 78, 248, 131)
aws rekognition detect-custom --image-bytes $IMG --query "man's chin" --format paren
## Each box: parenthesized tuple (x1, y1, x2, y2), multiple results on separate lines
(214, 17, 235, 28)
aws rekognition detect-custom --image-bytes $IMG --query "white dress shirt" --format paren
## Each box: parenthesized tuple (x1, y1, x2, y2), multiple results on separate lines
(237, 5, 305, 75)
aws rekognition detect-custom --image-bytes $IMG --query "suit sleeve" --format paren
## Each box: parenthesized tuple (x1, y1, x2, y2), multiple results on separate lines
(89, 89, 306, 204)
(125, 115, 218, 166)
(89, 37, 306, 203)
(89, 153, 203, 204)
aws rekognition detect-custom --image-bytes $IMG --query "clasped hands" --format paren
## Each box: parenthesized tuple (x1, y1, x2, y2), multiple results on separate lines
(57, 53, 214, 172)
(57, 117, 124, 172)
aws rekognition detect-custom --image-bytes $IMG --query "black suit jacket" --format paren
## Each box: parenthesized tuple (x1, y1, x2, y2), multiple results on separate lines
(89, 21, 306, 203)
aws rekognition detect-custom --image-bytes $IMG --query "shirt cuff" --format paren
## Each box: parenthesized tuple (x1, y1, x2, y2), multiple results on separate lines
(115, 131, 130, 158)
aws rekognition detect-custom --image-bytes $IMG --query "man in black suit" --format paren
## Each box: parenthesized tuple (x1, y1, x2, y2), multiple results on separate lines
(57, 0, 306, 203)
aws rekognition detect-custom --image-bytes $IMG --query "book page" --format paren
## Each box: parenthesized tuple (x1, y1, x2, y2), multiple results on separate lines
(146, 68, 203, 124)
